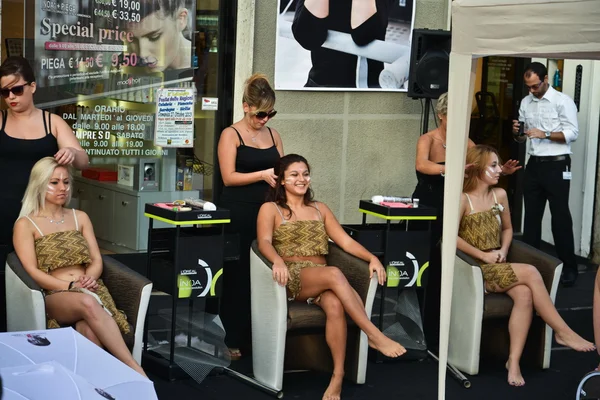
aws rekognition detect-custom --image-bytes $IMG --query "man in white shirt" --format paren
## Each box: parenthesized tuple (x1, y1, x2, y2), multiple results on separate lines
(512, 62, 579, 287)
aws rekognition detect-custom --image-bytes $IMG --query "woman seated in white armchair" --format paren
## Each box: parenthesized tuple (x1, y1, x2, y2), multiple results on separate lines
(457, 145, 594, 387)
(257, 153, 405, 400)
(13, 157, 146, 377)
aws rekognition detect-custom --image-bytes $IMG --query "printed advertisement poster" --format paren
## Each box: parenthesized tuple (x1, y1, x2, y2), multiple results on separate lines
(275, 0, 416, 91)
(154, 87, 195, 148)
(29, 0, 194, 107)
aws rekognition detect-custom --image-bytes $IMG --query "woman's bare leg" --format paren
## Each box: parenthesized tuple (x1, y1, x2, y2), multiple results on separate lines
(503, 285, 533, 387)
(46, 292, 147, 377)
(315, 291, 346, 400)
(297, 266, 405, 357)
(351, 0, 377, 28)
(593, 269, 600, 369)
(75, 320, 103, 348)
(493, 263, 594, 352)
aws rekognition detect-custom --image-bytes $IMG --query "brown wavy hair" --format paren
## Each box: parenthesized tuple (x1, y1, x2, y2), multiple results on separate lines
(242, 73, 275, 113)
(266, 154, 314, 220)
(463, 145, 502, 193)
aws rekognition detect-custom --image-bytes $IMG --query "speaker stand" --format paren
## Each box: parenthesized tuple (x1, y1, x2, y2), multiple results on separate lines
(422, 98, 432, 134)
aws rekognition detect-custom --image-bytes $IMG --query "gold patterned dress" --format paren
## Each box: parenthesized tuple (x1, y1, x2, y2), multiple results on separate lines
(271, 202, 329, 300)
(458, 191, 518, 291)
(24, 209, 130, 334)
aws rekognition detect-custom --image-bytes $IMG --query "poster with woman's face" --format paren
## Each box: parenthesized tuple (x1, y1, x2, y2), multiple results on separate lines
(28, 0, 194, 107)
(275, 0, 416, 91)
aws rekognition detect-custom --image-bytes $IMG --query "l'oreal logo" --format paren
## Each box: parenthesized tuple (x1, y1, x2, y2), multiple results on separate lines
(389, 261, 405, 267)
(180, 269, 197, 276)
(117, 76, 141, 86)
(197, 214, 212, 219)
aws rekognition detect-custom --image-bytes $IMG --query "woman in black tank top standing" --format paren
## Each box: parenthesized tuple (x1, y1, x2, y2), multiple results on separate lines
(0, 57, 89, 331)
(412, 92, 520, 350)
(217, 74, 283, 359)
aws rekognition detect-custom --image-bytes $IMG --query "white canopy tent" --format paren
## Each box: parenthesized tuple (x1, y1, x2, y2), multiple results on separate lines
(439, 0, 600, 398)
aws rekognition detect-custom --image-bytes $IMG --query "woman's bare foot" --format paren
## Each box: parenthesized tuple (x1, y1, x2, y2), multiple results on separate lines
(505, 359, 525, 387)
(555, 331, 596, 352)
(323, 372, 344, 400)
(368, 334, 406, 358)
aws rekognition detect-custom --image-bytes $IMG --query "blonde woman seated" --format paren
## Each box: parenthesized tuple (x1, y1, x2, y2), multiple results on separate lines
(257, 154, 405, 400)
(457, 145, 594, 387)
(13, 157, 145, 377)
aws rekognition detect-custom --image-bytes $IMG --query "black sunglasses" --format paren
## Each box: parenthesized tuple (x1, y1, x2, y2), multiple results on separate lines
(525, 81, 544, 91)
(253, 110, 277, 120)
(0, 83, 30, 98)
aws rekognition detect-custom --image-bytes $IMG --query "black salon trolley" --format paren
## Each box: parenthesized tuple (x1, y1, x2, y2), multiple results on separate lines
(142, 203, 230, 380)
(344, 200, 437, 362)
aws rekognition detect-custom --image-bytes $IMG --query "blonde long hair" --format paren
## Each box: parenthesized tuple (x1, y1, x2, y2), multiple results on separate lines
(463, 145, 502, 193)
(19, 157, 73, 218)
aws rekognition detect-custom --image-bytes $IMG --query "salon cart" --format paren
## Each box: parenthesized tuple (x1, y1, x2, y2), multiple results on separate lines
(142, 203, 230, 381)
(344, 200, 436, 363)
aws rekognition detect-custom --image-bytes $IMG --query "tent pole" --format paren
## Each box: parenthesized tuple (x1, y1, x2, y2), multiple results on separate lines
(438, 52, 478, 400)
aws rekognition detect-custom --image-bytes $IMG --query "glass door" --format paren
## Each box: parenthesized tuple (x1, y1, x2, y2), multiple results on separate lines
(471, 56, 530, 230)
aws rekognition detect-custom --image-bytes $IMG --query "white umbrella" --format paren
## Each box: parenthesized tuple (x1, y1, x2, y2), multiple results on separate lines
(0, 328, 157, 399)
(2, 361, 121, 400)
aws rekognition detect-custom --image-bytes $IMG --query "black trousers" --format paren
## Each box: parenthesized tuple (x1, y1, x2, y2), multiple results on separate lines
(523, 157, 578, 273)
(218, 199, 262, 354)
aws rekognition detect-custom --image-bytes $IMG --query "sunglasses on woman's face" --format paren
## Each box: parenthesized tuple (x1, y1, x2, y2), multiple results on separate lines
(0, 83, 30, 98)
(253, 110, 277, 120)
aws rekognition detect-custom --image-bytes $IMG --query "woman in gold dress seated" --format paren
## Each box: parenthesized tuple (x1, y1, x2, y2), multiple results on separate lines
(457, 145, 594, 387)
(13, 157, 146, 377)
(257, 154, 405, 400)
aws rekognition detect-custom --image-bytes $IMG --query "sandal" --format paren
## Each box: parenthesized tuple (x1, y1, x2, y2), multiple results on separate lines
(228, 348, 242, 361)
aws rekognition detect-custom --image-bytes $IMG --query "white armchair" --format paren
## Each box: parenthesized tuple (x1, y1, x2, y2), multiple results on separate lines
(5, 253, 153, 363)
(250, 240, 378, 392)
(448, 240, 562, 375)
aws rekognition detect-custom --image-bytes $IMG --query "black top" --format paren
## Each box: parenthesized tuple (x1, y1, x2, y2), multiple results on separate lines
(412, 162, 445, 212)
(220, 127, 280, 204)
(0, 110, 59, 245)
(292, 0, 392, 88)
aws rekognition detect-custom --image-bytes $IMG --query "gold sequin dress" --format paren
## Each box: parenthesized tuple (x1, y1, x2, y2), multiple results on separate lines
(458, 191, 518, 291)
(272, 203, 329, 300)
(25, 209, 130, 334)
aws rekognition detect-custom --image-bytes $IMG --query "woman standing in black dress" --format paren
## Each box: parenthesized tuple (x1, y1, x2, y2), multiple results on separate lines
(0, 56, 89, 331)
(217, 74, 283, 359)
(412, 92, 520, 349)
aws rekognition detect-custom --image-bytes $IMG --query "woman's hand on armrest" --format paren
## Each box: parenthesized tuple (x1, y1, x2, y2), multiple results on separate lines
(368, 257, 386, 286)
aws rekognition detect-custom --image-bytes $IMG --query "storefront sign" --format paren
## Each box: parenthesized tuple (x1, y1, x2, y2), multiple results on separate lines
(154, 87, 195, 148)
(201, 97, 218, 111)
(60, 102, 169, 158)
(29, 0, 195, 107)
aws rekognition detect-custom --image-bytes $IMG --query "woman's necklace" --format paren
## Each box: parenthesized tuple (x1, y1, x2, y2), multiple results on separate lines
(245, 123, 261, 143)
(247, 128, 260, 143)
(40, 210, 65, 225)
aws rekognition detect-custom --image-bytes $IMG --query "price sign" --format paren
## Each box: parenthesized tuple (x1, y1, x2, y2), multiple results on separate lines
(31, 0, 194, 107)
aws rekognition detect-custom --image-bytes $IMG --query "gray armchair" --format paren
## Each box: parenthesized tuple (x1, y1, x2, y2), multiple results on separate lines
(449, 240, 562, 375)
(250, 240, 378, 392)
(5, 253, 153, 363)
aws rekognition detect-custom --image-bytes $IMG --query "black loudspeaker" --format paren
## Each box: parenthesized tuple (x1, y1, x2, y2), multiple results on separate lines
(407, 29, 451, 99)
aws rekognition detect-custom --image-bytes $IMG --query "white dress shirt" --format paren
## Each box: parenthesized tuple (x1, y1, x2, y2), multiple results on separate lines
(518, 86, 578, 156)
